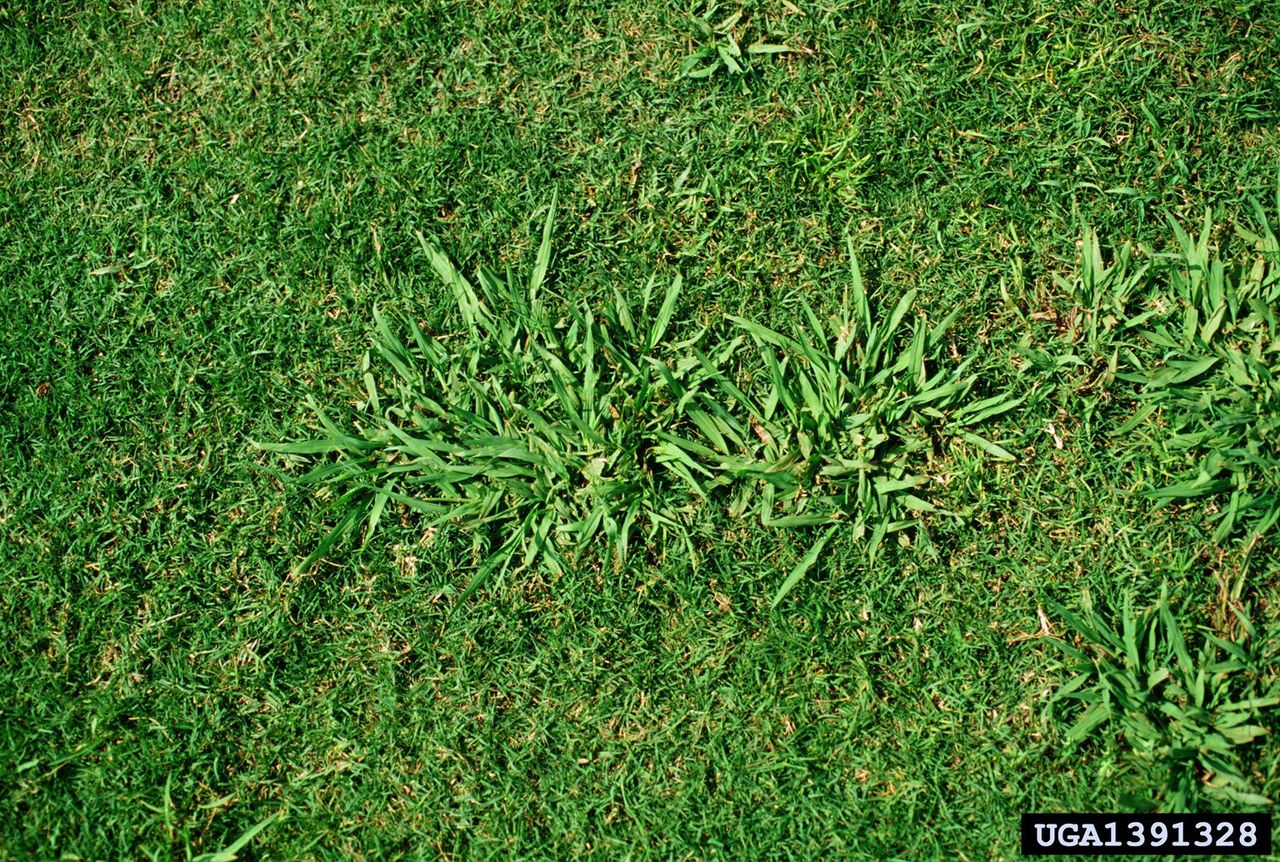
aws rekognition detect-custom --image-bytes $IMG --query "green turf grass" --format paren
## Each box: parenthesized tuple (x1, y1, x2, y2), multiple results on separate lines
(2, 1, 1279, 858)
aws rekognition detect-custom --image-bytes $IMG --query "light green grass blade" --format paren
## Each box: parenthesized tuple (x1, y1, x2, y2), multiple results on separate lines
(1142, 477, 1233, 499)
(770, 526, 835, 608)
(648, 273, 682, 350)
(529, 192, 557, 301)
(955, 430, 1017, 461)
(294, 500, 366, 575)
(1065, 701, 1112, 744)
(846, 238, 872, 335)
(455, 527, 524, 608)
(362, 478, 395, 546)
(193, 812, 281, 862)
(416, 230, 488, 328)
(952, 393, 1026, 426)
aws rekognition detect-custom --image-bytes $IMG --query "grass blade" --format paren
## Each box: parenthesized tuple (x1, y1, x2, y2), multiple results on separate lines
(770, 526, 835, 608)
(529, 192, 557, 301)
(648, 273, 682, 350)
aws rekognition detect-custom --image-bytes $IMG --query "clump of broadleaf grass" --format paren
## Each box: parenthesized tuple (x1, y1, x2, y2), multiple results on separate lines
(1059, 225, 1152, 366)
(1115, 196, 1280, 544)
(1028, 192, 1279, 547)
(263, 206, 1018, 604)
(681, 4, 795, 83)
(259, 198, 703, 596)
(1048, 587, 1279, 811)
(666, 242, 1023, 603)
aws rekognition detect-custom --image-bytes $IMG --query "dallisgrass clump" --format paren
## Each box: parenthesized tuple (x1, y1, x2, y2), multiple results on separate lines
(260, 203, 1008, 602)
(1118, 201, 1280, 545)
(260, 200, 709, 597)
(679, 5, 797, 83)
(1048, 586, 1280, 811)
(1032, 196, 1280, 810)
(1028, 189, 1280, 548)
(667, 243, 1022, 602)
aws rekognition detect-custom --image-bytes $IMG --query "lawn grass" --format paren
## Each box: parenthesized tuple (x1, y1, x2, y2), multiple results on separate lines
(2, 0, 1279, 858)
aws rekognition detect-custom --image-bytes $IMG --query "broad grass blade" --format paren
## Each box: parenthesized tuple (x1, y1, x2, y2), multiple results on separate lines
(530, 192, 557, 301)
(648, 274, 682, 350)
(770, 526, 835, 607)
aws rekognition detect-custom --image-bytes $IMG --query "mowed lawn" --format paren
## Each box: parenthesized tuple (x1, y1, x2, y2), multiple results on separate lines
(2, 1, 1279, 858)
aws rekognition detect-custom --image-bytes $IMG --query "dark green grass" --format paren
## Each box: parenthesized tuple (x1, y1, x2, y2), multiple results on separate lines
(2, 0, 1279, 858)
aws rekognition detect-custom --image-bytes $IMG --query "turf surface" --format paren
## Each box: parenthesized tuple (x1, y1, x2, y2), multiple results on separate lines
(2, 1, 1279, 858)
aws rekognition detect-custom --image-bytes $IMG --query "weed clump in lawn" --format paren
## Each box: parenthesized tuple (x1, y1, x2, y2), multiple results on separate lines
(1021, 191, 1280, 549)
(680, 6, 798, 83)
(259, 199, 708, 597)
(666, 242, 1023, 602)
(1121, 201, 1280, 545)
(1048, 586, 1280, 811)
(261, 204, 1019, 603)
